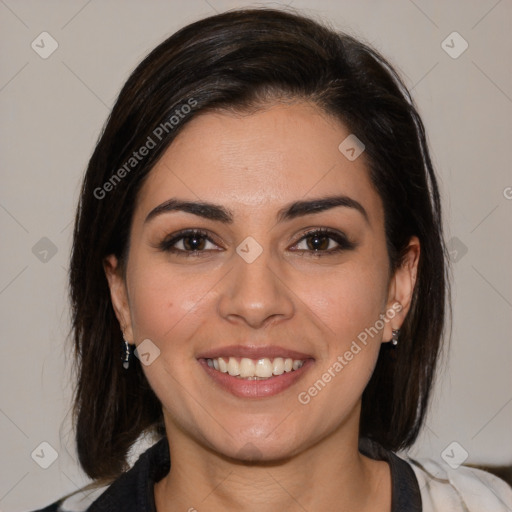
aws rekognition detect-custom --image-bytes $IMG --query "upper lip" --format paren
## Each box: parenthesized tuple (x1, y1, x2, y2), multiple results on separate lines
(197, 345, 314, 361)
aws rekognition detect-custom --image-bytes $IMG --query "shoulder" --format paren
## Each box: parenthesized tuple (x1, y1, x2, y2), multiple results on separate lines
(29, 434, 169, 512)
(407, 457, 512, 512)
(28, 432, 166, 512)
(27, 502, 62, 512)
(27, 484, 110, 512)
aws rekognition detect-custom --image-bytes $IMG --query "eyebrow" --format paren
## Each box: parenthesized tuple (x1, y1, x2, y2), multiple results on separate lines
(144, 194, 369, 225)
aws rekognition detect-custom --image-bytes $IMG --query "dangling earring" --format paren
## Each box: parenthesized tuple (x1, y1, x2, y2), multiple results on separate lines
(391, 329, 400, 346)
(121, 329, 131, 369)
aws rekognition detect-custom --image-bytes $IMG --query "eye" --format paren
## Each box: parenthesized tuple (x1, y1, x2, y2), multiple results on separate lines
(290, 228, 355, 256)
(158, 229, 221, 257)
(158, 227, 355, 258)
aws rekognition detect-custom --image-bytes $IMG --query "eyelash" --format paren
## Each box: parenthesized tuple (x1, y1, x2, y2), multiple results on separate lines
(158, 228, 355, 258)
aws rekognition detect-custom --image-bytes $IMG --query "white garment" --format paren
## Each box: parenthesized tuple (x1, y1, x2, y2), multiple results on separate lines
(408, 457, 512, 511)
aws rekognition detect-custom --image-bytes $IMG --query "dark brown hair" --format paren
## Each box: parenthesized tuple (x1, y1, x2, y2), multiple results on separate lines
(69, 7, 449, 483)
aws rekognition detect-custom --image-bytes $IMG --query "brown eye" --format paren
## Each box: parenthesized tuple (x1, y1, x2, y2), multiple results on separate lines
(159, 229, 220, 256)
(180, 233, 207, 251)
(291, 229, 356, 256)
(304, 233, 331, 251)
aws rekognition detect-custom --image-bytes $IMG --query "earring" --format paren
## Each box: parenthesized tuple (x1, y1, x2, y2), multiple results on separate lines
(121, 329, 131, 369)
(122, 340, 131, 369)
(391, 329, 400, 346)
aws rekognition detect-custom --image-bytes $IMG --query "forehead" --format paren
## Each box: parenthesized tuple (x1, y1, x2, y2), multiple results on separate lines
(135, 102, 381, 223)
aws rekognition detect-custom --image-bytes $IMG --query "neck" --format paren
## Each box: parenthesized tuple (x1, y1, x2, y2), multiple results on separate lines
(154, 411, 391, 512)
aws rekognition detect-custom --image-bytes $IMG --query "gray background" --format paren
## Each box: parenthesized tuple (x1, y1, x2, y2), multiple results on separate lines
(1, 1, 511, 510)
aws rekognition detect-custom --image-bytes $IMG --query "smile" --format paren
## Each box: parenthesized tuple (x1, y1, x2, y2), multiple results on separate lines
(197, 349, 314, 398)
(206, 356, 305, 379)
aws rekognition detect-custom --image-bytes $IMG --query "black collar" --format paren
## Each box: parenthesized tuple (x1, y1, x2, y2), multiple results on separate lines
(359, 437, 422, 511)
(89, 436, 422, 511)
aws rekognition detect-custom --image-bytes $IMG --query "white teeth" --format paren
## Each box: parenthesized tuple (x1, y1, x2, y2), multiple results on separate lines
(227, 357, 240, 376)
(218, 357, 228, 373)
(239, 358, 255, 378)
(255, 358, 273, 378)
(205, 356, 305, 378)
(273, 357, 285, 375)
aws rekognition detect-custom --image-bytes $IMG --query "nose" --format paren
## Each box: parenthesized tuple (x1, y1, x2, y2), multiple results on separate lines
(217, 243, 295, 329)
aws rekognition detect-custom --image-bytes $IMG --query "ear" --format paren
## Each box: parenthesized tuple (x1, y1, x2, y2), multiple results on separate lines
(103, 254, 134, 344)
(382, 236, 420, 343)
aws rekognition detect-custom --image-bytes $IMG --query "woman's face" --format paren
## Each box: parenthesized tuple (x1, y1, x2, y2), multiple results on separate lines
(106, 102, 417, 461)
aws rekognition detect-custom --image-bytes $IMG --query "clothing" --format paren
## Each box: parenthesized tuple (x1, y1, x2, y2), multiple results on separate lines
(30, 436, 512, 511)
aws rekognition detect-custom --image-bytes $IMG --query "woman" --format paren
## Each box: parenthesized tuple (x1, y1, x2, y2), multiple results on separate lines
(32, 8, 512, 512)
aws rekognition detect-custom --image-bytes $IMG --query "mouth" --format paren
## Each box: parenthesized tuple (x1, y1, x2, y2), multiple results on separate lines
(197, 345, 315, 398)
(204, 356, 306, 378)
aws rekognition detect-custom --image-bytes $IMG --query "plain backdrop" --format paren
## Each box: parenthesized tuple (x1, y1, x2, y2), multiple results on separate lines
(1, 1, 511, 510)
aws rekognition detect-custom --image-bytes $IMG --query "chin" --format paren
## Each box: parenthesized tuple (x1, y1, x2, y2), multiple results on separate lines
(218, 440, 299, 464)
(201, 420, 307, 463)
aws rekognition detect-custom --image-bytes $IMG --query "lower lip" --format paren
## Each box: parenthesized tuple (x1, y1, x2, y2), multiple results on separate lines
(198, 359, 314, 398)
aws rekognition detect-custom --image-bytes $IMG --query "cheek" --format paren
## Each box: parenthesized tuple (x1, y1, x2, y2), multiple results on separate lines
(293, 262, 389, 405)
(126, 257, 220, 352)
(302, 262, 388, 346)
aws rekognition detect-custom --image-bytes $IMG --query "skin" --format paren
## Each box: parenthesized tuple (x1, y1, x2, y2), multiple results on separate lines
(104, 102, 419, 512)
